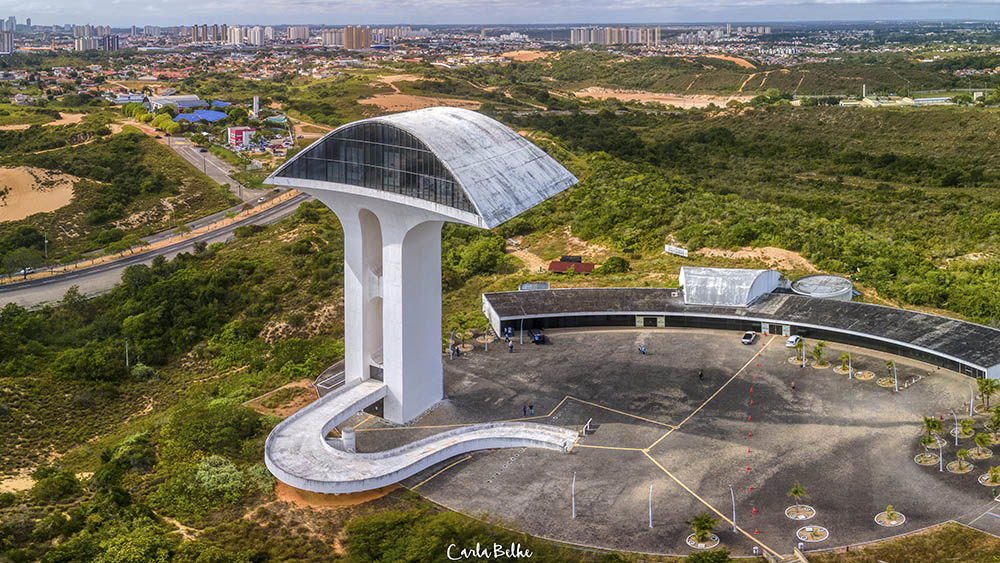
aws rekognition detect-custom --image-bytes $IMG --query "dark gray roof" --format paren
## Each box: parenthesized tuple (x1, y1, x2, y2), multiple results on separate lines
(483, 288, 1000, 370)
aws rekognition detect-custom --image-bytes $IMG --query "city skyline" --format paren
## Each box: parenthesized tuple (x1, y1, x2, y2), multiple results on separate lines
(10, 1, 1000, 28)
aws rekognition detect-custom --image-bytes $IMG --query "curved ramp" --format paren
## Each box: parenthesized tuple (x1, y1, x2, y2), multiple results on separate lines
(264, 380, 578, 494)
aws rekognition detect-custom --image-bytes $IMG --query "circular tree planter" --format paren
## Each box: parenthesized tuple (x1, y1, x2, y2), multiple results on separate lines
(914, 453, 940, 466)
(970, 448, 994, 461)
(796, 526, 829, 543)
(950, 427, 975, 439)
(686, 534, 720, 550)
(788, 356, 810, 366)
(854, 370, 876, 381)
(975, 404, 991, 415)
(833, 366, 850, 375)
(875, 511, 906, 527)
(876, 377, 896, 388)
(812, 362, 831, 370)
(785, 505, 816, 520)
(978, 474, 1000, 486)
(948, 461, 974, 474)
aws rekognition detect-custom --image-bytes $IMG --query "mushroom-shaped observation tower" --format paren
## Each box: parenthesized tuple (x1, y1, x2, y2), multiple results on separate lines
(266, 107, 577, 423)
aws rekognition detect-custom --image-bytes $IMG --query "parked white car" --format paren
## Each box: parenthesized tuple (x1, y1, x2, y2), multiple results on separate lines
(785, 335, 802, 348)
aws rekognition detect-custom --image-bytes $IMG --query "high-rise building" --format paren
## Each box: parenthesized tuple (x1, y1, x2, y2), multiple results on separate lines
(227, 25, 242, 45)
(74, 37, 100, 51)
(322, 28, 343, 46)
(264, 26, 274, 41)
(344, 26, 370, 49)
(143, 25, 161, 36)
(287, 25, 310, 41)
(100, 35, 120, 51)
(0, 31, 13, 55)
(570, 26, 660, 46)
(130, 25, 138, 36)
(24, 18, 29, 30)
(248, 26, 263, 46)
(6, 17, 15, 33)
(726, 23, 731, 35)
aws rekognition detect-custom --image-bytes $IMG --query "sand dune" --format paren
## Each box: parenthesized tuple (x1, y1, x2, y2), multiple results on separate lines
(0, 167, 80, 221)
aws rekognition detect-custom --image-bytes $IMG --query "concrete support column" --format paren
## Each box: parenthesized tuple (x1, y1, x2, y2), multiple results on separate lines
(381, 220, 444, 423)
(338, 212, 367, 387)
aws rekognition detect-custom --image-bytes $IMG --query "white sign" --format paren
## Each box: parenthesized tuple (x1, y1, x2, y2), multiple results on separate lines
(665, 244, 689, 258)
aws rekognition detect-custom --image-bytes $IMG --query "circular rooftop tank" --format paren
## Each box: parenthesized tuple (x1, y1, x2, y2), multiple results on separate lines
(790, 275, 854, 301)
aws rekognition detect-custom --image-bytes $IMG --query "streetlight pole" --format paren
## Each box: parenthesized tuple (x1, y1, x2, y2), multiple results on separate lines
(648, 485, 653, 528)
(952, 409, 959, 446)
(848, 352, 852, 380)
(571, 472, 576, 519)
(729, 485, 736, 533)
(971, 383, 976, 416)
(893, 363, 898, 393)
(938, 441, 944, 472)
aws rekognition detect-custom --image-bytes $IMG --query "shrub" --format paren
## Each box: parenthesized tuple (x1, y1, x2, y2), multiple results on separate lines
(600, 256, 631, 274)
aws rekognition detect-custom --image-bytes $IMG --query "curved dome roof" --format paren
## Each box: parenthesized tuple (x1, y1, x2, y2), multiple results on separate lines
(268, 107, 578, 229)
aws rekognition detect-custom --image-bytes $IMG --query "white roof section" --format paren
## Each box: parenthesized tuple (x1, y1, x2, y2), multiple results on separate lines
(679, 266, 782, 307)
(268, 107, 578, 229)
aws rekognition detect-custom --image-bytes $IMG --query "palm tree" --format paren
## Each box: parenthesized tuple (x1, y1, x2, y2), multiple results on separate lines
(686, 511, 719, 543)
(787, 480, 808, 509)
(923, 416, 944, 440)
(794, 339, 805, 362)
(988, 466, 1000, 485)
(885, 360, 895, 377)
(885, 504, 898, 522)
(839, 352, 850, 372)
(979, 379, 1000, 410)
(989, 410, 1000, 441)
(976, 433, 993, 457)
(957, 449, 971, 470)
(811, 341, 828, 366)
(920, 434, 936, 458)
(961, 419, 976, 437)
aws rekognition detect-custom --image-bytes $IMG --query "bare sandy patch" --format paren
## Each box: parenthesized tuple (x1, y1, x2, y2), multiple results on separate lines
(0, 469, 33, 493)
(244, 379, 316, 418)
(694, 246, 818, 272)
(0, 166, 81, 221)
(359, 94, 480, 112)
(574, 87, 750, 108)
(0, 112, 86, 131)
(701, 54, 756, 69)
(503, 50, 555, 62)
(275, 481, 401, 509)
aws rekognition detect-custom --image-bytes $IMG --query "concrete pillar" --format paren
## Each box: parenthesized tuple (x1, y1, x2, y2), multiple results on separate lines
(307, 190, 448, 424)
(341, 426, 356, 453)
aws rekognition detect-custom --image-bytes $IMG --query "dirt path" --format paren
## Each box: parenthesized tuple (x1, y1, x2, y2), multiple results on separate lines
(685, 75, 700, 91)
(274, 481, 401, 509)
(360, 73, 481, 112)
(161, 515, 199, 540)
(244, 379, 315, 418)
(502, 50, 555, 62)
(694, 246, 818, 272)
(30, 123, 124, 155)
(506, 241, 546, 273)
(0, 470, 33, 493)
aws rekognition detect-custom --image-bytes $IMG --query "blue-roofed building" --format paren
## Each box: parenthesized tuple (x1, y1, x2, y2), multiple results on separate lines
(174, 109, 229, 123)
(211, 100, 231, 108)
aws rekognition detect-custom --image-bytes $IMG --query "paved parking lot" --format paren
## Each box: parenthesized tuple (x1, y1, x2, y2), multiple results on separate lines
(346, 328, 996, 557)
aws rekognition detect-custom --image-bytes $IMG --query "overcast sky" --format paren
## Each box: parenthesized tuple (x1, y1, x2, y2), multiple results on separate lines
(11, 0, 1000, 27)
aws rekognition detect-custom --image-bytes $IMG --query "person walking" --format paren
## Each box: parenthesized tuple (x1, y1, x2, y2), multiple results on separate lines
(698, 369, 704, 381)
(638, 345, 646, 355)
(523, 405, 527, 416)
(508, 340, 514, 353)
(791, 381, 796, 390)
(529, 405, 534, 415)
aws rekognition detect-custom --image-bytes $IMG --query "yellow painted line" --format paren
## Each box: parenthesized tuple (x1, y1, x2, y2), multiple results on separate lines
(642, 451, 780, 557)
(354, 414, 374, 429)
(646, 335, 775, 452)
(356, 422, 472, 432)
(547, 395, 571, 417)
(575, 444, 645, 451)
(411, 455, 473, 490)
(645, 428, 676, 452)
(567, 397, 675, 428)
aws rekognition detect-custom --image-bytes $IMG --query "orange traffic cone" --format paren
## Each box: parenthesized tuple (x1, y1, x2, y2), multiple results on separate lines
(754, 528, 759, 534)
(748, 415, 752, 421)
(749, 486, 754, 491)
(752, 506, 757, 514)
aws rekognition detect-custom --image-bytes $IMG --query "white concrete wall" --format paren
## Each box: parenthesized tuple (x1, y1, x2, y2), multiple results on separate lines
(306, 189, 459, 424)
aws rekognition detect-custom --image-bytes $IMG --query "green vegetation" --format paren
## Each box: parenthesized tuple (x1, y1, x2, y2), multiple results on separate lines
(0, 127, 236, 262)
(811, 522, 1000, 563)
(685, 511, 719, 543)
(504, 106, 1000, 325)
(0, 104, 62, 126)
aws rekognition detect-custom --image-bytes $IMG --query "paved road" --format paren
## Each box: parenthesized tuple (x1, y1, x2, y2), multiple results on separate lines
(167, 136, 270, 203)
(0, 193, 311, 308)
